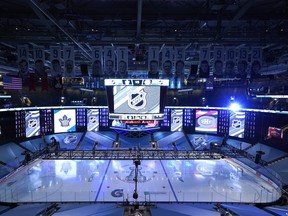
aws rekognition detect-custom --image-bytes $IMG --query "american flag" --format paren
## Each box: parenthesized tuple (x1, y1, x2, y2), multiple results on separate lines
(3, 76, 22, 90)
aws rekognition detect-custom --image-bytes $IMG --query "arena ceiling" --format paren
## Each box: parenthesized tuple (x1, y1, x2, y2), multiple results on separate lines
(0, 0, 288, 64)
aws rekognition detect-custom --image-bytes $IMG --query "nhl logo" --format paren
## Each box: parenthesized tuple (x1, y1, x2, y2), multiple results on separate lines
(89, 116, 97, 124)
(173, 116, 181, 124)
(128, 89, 147, 111)
(28, 119, 37, 128)
(232, 120, 241, 128)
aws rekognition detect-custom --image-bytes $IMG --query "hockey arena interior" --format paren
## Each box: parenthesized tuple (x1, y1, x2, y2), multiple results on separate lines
(0, 1, 288, 216)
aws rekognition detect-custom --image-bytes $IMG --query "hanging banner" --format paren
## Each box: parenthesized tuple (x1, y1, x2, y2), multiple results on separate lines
(34, 46, 48, 91)
(116, 46, 128, 78)
(174, 46, 185, 77)
(237, 47, 249, 79)
(91, 46, 103, 77)
(148, 46, 160, 78)
(17, 45, 30, 78)
(161, 46, 174, 79)
(33, 46, 45, 77)
(63, 46, 75, 77)
(199, 46, 210, 78)
(213, 46, 225, 78)
(250, 47, 263, 79)
(50, 46, 62, 77)
(225, 47, 236, 78)
(104, 46, 115, 78)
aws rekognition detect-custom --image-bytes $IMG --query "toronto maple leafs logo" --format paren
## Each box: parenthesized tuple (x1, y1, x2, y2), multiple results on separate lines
(128, 88, 147, 111)
(59, 115, 71, 127)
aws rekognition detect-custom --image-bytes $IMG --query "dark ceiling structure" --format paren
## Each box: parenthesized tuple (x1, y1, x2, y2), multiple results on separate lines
(0, 0, 288, 62)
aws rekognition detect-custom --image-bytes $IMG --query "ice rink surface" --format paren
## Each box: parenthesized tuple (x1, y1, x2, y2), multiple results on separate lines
(0, 158, 281, 203)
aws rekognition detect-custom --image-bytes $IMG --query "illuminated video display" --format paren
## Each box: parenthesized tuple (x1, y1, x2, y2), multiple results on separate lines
(229, 111, 245, 138)
(111, 119, 159, 131)
(53, 109, 76, 133)
(171, 109, 183, 132)
(87, 109, 99, 132)
(268, 127, 284, 139)
(25, 110, 40, 138)
(195, 110, 218, 134)
(113, 85, 160, 114)
(105, 79, 168, 120)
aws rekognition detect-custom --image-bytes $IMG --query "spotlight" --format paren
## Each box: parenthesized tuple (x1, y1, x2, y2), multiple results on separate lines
(113, 141, 120, 148)
(60, 96, 65, 105)
(149, 141, 157, 148)
(229, 102, 241, 111)
(173, 97, 179, 105)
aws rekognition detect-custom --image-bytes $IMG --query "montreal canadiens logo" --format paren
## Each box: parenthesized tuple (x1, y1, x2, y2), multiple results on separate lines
(197, 116, 216, 128)
(128, 89, 146, 111)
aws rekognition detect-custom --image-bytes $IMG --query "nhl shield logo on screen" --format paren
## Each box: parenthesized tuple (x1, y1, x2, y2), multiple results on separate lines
(128, 89, 147, 111)
(28, 119, 37, 128)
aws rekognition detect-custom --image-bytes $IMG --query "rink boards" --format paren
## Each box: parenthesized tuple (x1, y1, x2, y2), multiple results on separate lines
(0, 158, 282, 203)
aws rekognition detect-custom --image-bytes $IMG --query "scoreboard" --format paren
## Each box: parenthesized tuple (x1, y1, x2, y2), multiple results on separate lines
(105, 79, 169, 120)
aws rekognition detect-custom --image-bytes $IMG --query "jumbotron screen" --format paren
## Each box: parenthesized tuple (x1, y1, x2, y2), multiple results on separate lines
(105, 79, 169, 120)
(229, 111, 245, 138)
(195, 109, 218, 134)
(87, 109, 99, 132)
(25, 110, 40, 138)
(53, 109, 76, 133)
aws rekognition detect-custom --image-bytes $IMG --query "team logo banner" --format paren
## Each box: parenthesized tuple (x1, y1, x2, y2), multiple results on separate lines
(87, 109, 99, 132)
(171, 109, 183, 132)
(25, 110, 40, 138)
(54, 109, 76, 133)
(229, 111, 245, 138)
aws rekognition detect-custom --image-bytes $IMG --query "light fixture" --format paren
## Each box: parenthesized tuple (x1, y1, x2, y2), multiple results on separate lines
(229, 102, 241, 111)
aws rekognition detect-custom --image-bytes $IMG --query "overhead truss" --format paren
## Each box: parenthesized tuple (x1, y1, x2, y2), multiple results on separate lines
(42, 149, 241, 160)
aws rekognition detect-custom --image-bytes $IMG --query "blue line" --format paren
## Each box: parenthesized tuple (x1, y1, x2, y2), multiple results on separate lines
(159, 160, 178, 202)
(95, 160, 111, 201)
